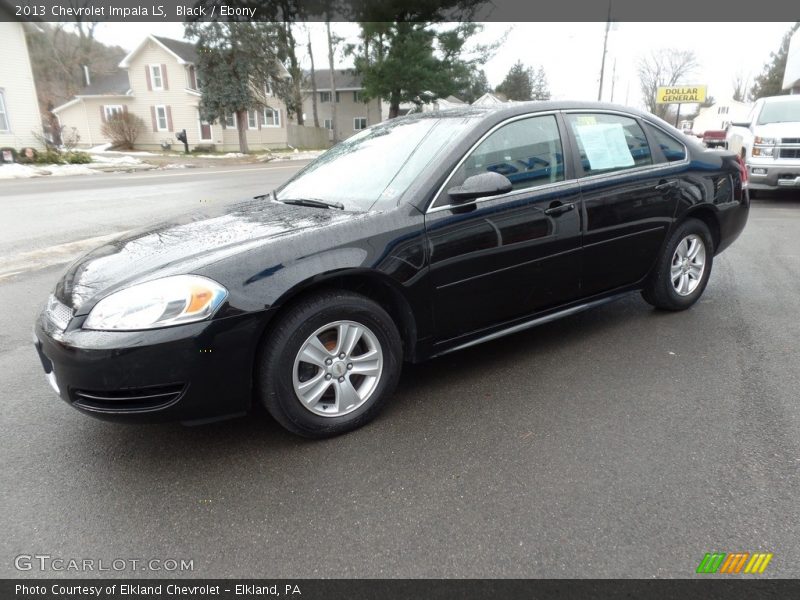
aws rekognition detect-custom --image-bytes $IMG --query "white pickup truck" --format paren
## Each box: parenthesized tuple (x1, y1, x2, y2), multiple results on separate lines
(726, 95, 800, 196)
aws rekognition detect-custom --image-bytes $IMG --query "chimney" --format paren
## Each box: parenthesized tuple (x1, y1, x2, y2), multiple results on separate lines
(83, 65, 91, 87)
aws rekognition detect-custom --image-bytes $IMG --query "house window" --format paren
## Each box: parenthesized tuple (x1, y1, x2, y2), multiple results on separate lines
(155, 105, 168, 131)
(264, 82, 273, 97)
(320, 91, 331, 103)
(104, 105, 124, 120)
(323, 119, 333, 130)
(0, 90, 11, 132)
(717, 106, 729, 115)
(224, 113, 236, 128)
(354, 117, 367, 131)
(353, 91, 364, 103)
(263, 107, 280, 127)
(187, 66, 197, 90)
(248, 110, 258, 129)
(150, 65, 164, 90)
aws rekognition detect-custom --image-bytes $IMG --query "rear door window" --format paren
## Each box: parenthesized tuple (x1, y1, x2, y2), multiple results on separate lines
(565, 113, 653, 176)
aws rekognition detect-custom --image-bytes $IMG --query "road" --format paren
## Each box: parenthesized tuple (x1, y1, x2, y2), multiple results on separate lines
(0, 162, 309, 275)
(1, 169, 799, 578)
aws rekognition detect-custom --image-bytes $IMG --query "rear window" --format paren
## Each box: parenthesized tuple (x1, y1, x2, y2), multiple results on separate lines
(644, 123, 687, 162)
(565, 113, 652, 176)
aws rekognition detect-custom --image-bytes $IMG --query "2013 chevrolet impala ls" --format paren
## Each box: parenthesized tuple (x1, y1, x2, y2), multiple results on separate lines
(34, 102, 749, 437)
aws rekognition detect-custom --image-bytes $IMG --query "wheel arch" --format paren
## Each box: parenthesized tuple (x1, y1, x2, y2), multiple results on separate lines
(265, 269, 419, 363)
(680, 205, 721, 254)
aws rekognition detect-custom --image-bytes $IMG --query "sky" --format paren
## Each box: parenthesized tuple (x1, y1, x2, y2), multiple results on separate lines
(89, 21, 794, 110)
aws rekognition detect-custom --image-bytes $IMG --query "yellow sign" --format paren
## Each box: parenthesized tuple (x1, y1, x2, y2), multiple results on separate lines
(656, 85, 707, 104)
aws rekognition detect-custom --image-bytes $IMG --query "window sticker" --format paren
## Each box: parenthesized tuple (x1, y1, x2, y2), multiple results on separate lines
(575, 123, 634, 170)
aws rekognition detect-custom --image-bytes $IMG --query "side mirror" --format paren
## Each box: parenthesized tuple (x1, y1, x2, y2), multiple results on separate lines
(447, 172, 513, 203)
(730, 121, 751, 128)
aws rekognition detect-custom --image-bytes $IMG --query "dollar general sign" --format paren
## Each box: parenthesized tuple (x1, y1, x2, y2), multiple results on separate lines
(656, 85, 707, 104)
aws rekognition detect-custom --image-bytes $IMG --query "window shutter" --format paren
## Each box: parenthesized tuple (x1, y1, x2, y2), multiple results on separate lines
(257, 110, 262, 129)
(150, 106, 157, 132)
(100, 106, 106, 123)
(166, 106, 173, 132)
(123, 105, 128, 114)
(145, 66, 152, 91)
(161, 64, 169, 90)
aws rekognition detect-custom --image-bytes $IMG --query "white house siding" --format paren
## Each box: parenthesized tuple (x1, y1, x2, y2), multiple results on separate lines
(0, 21, 44, 149)
(692, 100, 752, 134)
(302, 91, 381, 142)
(55, 37, 294, 152)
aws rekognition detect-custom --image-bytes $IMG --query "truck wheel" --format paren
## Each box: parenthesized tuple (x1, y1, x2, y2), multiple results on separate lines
(642, 218, 714, 311)
(256, 290, 403, 438)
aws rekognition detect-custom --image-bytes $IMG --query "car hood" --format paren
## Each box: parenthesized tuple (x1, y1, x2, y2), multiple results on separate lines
(753, 122, 800, 138)
(55, 199, 354, 312)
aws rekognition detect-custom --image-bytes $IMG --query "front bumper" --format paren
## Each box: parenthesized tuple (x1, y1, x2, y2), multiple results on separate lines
(746, 160, 800, 190)
(33, 308, 268, 424)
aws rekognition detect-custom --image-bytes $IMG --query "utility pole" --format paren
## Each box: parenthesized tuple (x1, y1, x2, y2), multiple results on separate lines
(610, 58, 617, 103)
(597, 1, 612, 101)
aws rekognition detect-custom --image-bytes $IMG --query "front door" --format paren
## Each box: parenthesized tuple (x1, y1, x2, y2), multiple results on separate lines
(425, 114, 583, 342)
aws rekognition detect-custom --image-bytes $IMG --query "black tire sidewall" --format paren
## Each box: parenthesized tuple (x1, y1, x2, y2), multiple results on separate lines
(259, 293, 402, 437)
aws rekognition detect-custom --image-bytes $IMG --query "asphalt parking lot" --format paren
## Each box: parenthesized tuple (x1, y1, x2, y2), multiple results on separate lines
(1, 176, 799, 578)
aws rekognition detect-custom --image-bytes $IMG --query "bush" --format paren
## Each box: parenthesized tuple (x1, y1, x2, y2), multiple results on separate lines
(34, 148, 65, 165)
(64, 151, 92, 164)
(17, 147, 38, 164)
(192, 144, 216, 153)
(100, 112, 145, 150)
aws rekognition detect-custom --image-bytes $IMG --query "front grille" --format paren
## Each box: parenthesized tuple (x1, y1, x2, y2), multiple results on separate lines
(72, 383, 185, 413)
(780, 138, 800, 144)
(45, 294, 73, 330)
(779, 148, 800, 159)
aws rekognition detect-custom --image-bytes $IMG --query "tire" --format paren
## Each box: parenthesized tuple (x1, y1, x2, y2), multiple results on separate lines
(642, 218, 714, 311)
(256, 289, 402, 438)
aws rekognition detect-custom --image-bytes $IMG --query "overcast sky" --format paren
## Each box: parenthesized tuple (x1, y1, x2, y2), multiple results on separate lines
(89, 21, 794, 109)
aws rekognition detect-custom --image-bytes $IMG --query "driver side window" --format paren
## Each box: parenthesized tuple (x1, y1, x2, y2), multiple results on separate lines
(445, 115, 565, 201)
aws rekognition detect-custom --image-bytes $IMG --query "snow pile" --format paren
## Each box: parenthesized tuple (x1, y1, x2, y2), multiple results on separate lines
(0, 163, 98, 179)
(271, 150, 325, 161)
(90, 155, 142, 166)
(196, 152, 247, 159)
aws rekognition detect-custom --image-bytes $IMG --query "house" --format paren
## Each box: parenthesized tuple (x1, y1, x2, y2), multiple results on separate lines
(53, 35, 326, 151)
(472, 92, 509, 106)
(783, 27, 800, 94)
(0, 15, 44, 152)
(691, 98, 752, 134)
(302, 69, 381, 141)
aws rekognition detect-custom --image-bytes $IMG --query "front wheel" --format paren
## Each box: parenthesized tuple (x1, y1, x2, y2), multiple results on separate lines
(642, 218, 714, 311)
(256, 290, 402, 438)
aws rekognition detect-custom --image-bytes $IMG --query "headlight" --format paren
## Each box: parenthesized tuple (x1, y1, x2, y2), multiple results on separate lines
(83, 275, 227, 331)
(753, 136, 776, 145)
(751, 147, 774, 157)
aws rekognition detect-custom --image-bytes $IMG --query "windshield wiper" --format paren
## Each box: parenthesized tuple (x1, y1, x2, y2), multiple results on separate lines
(279, 197, 345, 210)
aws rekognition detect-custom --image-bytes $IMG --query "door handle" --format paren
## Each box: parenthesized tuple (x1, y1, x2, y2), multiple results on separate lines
(544, 201, 575, 216)
(654, 180, 678, 191)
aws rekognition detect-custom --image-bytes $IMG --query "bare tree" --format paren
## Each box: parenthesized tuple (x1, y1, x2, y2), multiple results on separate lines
(732, 72, 748, 102)
(637, 49, 699, 118)
(307, 26, 320, 128)
(326, 21, 338, 143)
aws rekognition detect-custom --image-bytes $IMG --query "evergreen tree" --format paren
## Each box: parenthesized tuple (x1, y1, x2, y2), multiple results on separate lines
(495, 62, 550, 101)
(749, 23, 800, 100)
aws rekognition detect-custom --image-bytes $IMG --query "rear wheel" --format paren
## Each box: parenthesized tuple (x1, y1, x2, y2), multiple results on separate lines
(642, 218, 714, 311)
(256, 290, 402, 438)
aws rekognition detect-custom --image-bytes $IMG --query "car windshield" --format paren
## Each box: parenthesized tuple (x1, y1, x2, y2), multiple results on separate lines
(274, 115, 475, 211)
(757, 100, 800, 124)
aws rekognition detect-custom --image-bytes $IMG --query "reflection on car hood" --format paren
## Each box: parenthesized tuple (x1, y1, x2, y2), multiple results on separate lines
(55, 199, 353, 311)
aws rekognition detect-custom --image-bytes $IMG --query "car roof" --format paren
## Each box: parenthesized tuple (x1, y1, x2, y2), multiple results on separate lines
(395, 100, 664, 127)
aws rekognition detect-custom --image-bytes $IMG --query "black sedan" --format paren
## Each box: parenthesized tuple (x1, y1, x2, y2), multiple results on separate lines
(34, 102, 749, 437)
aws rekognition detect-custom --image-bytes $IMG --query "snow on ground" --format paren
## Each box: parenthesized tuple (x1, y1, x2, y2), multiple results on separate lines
(0, 164, 98, 179)
(196, 152, 247, 159)
(271, 150, 325, 161)
(90, 155, 143, 166)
